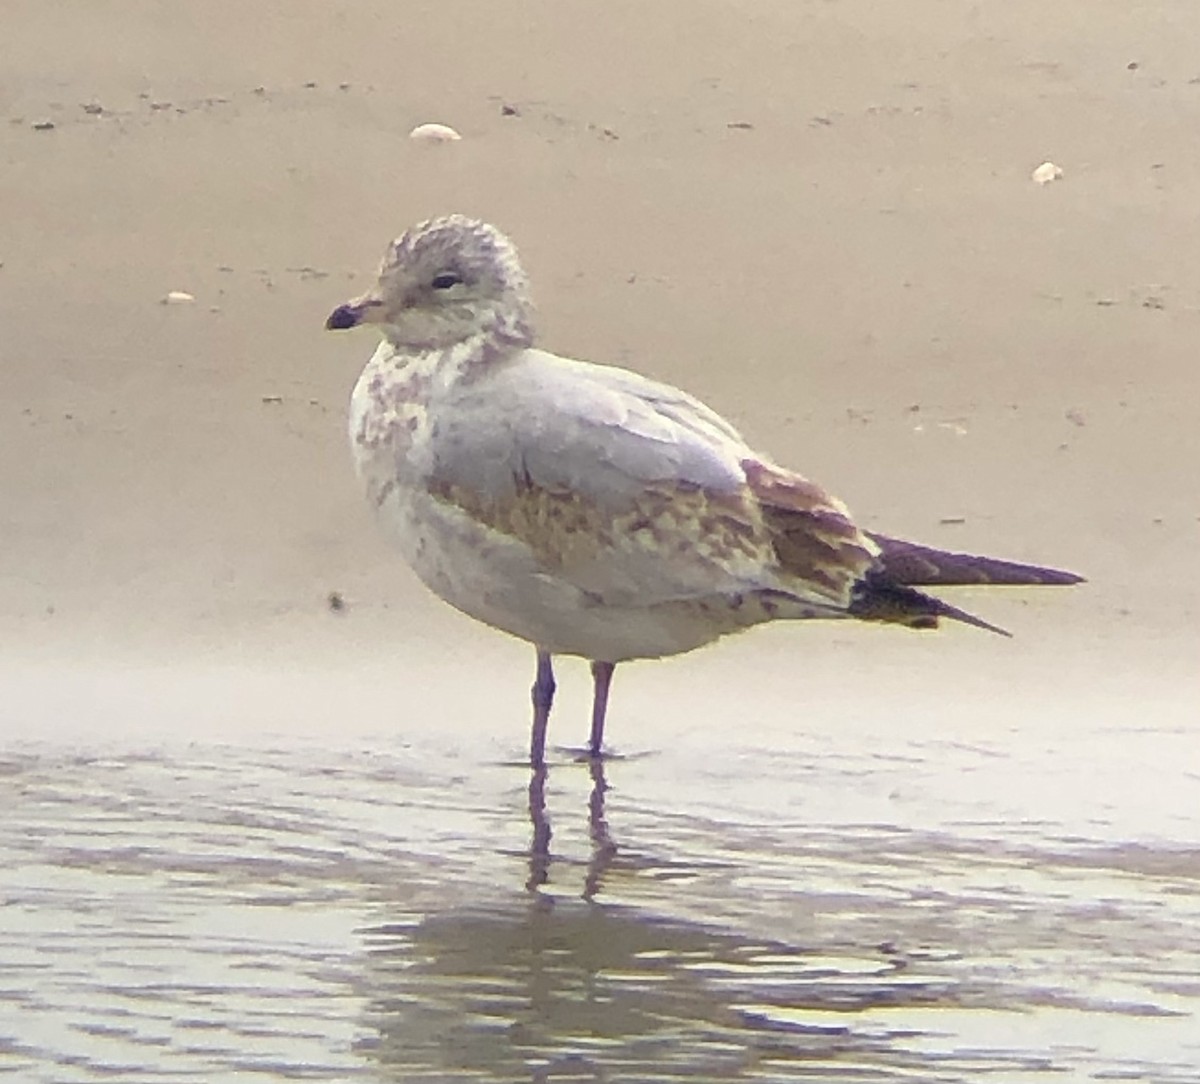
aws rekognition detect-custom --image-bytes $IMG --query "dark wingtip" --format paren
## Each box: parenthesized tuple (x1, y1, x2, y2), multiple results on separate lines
(866, 533, 1086, 588)
(1049, 570, 1087, 586)
(325, 303, 360, 331)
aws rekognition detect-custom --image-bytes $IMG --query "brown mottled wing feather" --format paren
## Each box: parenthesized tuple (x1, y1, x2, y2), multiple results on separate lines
(746, 463, 1081, 635)
(741, 459, 878, 605)
(867, 533, 1085, 587)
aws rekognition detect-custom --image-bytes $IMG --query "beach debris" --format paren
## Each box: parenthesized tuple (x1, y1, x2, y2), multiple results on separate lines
(327, 591, 347, 613)
(31, 119, 55, 131)
(1031, 161, 1064, 185)
(261, 395, 283, 404)
(409, 122, 462, 143)
(285, 266, 329, 281)
(161, 290, 195, 305)
(939, 516, 967, 525)
(500, 103, 520, 117)
(912, 418, 969, 437)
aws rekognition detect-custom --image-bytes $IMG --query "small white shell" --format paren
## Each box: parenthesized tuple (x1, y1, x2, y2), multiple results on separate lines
(162, 290, 195, 304)
(408, 122, 462, 144)
(1031, 161, 1064, 185)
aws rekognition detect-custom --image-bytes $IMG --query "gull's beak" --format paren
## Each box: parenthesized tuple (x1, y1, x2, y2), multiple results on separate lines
(325, 294, 382, 331)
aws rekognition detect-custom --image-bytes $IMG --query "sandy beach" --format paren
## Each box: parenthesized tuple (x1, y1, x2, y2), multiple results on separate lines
(2, 2, 1198, 1080)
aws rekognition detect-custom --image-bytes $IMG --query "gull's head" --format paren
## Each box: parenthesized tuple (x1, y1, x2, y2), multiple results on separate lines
(325, 215, 533, 351)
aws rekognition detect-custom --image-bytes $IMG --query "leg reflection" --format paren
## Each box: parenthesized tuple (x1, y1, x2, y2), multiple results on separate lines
(584, 756, 617, 901)
(526, 759, 620, 899)
(526, 765, 551, 893)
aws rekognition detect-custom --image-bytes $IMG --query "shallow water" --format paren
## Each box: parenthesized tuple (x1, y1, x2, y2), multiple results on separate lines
(1, 666, 1198, 1083)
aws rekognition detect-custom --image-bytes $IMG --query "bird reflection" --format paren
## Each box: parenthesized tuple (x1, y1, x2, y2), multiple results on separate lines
(584, 757, 617, 900)
(526, 766, 552, 893)
(526, 756, 617, 899)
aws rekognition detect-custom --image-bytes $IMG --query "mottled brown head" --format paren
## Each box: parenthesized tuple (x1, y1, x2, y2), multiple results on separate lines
(326, 215, 535, 351)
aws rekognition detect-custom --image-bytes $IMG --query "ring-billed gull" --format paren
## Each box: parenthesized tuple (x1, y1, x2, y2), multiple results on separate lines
(326, 215, 1082, 767)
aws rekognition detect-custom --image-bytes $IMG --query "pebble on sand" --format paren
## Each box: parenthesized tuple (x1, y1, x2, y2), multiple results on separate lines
(1031, 161, 1064, 185)
(409, 122, 462, 144)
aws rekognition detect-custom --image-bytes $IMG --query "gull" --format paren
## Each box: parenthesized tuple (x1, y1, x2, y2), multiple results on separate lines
(326, 215, 1082, 768)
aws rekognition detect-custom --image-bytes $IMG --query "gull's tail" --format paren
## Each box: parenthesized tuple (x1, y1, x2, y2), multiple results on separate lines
(849, 534, 1085, 636)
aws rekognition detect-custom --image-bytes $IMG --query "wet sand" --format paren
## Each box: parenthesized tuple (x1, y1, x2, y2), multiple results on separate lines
(2, 1, 1199, 1080)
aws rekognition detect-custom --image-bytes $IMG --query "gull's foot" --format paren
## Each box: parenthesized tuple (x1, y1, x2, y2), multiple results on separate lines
(564, 744, 623, 763)
(562, 745, 658, 764)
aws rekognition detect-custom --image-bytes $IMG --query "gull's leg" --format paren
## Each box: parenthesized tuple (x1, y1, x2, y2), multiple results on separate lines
(530, 649, 556, 769)
(588, 661, 616, 759)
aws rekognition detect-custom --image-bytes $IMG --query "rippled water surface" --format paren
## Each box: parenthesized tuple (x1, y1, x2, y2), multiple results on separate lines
(2, 664, 1198, 1083)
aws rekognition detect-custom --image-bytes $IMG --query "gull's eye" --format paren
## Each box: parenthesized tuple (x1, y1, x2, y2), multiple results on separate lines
(430, 271, 462, 290)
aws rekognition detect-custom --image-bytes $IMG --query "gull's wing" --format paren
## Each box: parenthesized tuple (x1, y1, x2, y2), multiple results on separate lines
(742, 461, 1019, 635)
(431, 350, 750, 503)
(423, 349, 1064, 631)
(866, 533, 1085, 587)
(740, 459, 878, 604)
(424, 350, 854, 607)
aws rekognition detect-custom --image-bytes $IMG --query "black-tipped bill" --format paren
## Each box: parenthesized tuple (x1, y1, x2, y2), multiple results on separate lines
(325, 303, 361, 330)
